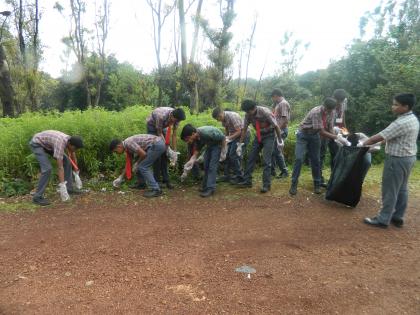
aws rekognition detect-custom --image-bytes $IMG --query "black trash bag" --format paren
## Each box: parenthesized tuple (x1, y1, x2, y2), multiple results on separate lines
(325, 146, 371, 207)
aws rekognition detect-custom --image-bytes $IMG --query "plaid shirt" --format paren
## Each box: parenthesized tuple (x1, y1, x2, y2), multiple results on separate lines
(32, 130, 70, 160)
(299, 105, 335, 132)
(273, 97, 291, 128)
(244, 106, 278, 133)
(146, 107, 179, 130)
(223, 111, 244, 136)
(334, 98, 347, 126)
(123, 134, 160, 154)
(379, 111, 419, 157)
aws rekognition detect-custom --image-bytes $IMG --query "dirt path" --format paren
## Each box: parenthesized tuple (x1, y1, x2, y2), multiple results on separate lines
(1, 185, 419, 314)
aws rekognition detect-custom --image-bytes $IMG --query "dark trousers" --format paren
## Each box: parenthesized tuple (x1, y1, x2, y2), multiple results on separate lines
(224, 132, 250, 180)
(271, 127, 288, 174)
(241, 133, 275, 188)
(147, 124, 170, 183)
(320, 138, 339, 182)
(29, 141, 73, 198)
(291, 131, 321, 187)
(202, 144, 222, 191)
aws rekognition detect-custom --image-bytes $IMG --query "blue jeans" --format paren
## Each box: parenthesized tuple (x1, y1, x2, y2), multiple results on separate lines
(202, 144, 222, 191)
(136, 139, 166, 190)
(242, 133, 275, 188)
(223, 132, 250, 180)
(377, 155, 416, 224)
(147, 124, 169, 183)
(320, 137, 339, 182)
(272, 127, 288, 174)
(30, 141, 73, 198)
(291, 131, 321, 186)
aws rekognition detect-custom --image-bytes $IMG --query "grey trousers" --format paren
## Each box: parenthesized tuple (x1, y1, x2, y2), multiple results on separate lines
(377, 155, 416, 224)
(29, 141, 73, 199)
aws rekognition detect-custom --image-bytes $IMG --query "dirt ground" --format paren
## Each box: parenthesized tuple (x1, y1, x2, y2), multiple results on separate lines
(1, 180, 420, 315)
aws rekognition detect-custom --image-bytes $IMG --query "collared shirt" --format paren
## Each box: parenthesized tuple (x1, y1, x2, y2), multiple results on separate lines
(334, 98, 347, 126)
(32, 130, 70, 160)
(243, 106, 278, 133)
(299, 105, 335, 132)
(146, 107, 178, 130)
(195, 126, 225, 150)
(223, 111, 244, 136)
(273, 97, 291, 128)
(379, 111, 419, 157)
(123, 134, 160, 154)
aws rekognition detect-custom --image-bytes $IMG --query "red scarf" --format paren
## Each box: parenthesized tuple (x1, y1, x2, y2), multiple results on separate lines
(255, 121, 262, 143)
(125, 150, 132, 180)
(67, 150, 79, 171)
(165, 126, 172, 145)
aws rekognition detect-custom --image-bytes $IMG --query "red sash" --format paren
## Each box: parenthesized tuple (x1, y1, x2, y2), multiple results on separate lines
(125, 150, 132, 180)
(67, 150, 79, 171)
(165, 126, 172, 145)
(255, 121, 262, 143)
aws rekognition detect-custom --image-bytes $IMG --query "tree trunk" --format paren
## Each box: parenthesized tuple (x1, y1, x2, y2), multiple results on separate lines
(0, 45, 15, 117)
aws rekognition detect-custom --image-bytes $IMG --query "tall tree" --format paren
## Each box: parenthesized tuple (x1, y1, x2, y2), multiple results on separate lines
(146, 0, 176, 106)
(200, 0, 235, 107)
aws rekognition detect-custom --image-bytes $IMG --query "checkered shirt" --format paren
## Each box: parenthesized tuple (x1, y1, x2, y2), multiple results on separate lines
(32, 130, 70, 160)
(223, 111, 244, 135)
(146, 107, 178, 130)
(273, 97, 291, 127)
(299, 105, 335, 132)
(379, 111, 419, 157)
(123, 134, 160, 154)
(244, 106, 278, 133)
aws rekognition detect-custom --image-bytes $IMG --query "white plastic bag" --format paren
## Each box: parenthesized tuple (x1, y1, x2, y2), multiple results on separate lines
(58, 181, 70, 201)
(73, 171, 83, 189)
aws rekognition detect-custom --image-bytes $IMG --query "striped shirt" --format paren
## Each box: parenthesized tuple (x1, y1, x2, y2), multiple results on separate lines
(146, 107, 179, 130)
(299, 105, 335, 133)
(32, 130, 70, 160)
(244, 106, 278, 133)
(223, 111, 244, 136)
(273, 97, 291, 128)
(379, 111, 419, 157)
(123, 134, 161, 154)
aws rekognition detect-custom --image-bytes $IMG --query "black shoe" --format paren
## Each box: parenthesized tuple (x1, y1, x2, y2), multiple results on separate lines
(217, 176, 230, 183)
(364, 217, 388, 229)
(289, 184, 297, 196)
(260, 186, 270, 193)
(314, 186, 321, 194)
(229, 178, 240, 185)
(278, 171, 289, 178)
(200, 189, 214, 198)
(236, 181, 252, 188)
(33, 196, 50, 206)
(68, 189, 83, 195)
(130, 182, 146, 190)
(198, 187, 205, 193)
(320, 182, 328, 188)
(143, 189, 162, 198)
(391, 217, 404, 228)
(165, 181, 174, 189)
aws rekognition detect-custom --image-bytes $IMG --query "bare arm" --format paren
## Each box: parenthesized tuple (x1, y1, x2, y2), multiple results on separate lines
(239, 126, 248, 143)
(319, 128, 337, 140)
(228, 128, 241, 141)
(57, 159, 65, 183)
(363, 134, 384, 146)
(171, 126, 177, 151)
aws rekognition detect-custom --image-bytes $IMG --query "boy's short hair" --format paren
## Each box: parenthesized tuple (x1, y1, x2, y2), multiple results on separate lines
(323, 97, 337, 110)
(109, 139, 122, 151)
(212, 107, 223, 119)
(394, 93, 416, 109)
(180, 124, 196, 140)
(332, 89, 347, 101)
(69, 136, 84, 149)
(172, 108, 186, 121)
(241, 99, 257, 112)
(271, 88, 283, 97)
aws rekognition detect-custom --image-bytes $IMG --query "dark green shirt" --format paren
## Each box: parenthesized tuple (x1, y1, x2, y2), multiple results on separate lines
(195, 126, 224, 150)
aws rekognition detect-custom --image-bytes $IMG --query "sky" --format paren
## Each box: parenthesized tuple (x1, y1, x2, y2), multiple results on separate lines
(5, 0, 383, 79)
